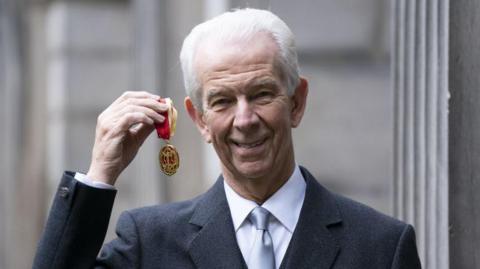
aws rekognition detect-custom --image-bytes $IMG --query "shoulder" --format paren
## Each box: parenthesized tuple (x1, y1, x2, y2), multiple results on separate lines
(121, 193, 204, 228)
(334, 193, 404, 228)
(113, 178, 226, 241)
(332, 192, 408, 236)
(300, 166, 412, 246)
(300, 166, 408, 233)
(109, 193, 207, 252)
(330, 193, 420, 266)
(327, 190, 418, 262)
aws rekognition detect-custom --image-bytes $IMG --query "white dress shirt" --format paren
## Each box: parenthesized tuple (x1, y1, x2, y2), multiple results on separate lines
(74, 172, 116, 190)
(224, 165, 306, 269)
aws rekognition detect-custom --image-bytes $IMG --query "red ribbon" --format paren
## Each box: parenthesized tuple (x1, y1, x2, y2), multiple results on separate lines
(155, 98, 171, 140)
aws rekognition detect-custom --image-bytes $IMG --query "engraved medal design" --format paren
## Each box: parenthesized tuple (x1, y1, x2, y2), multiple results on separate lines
(155, 98, 179, 176)
(159, 144, 179, 176)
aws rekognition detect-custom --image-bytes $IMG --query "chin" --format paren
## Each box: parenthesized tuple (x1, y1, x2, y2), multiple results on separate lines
(233, 161, 272, 180)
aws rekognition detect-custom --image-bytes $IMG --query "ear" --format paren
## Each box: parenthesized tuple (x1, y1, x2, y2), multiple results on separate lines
(185, 96, 212, 143)
(290, 77, 309, 128)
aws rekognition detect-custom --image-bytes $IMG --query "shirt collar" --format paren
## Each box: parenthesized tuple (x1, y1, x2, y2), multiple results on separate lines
(224, 165, 306, 233)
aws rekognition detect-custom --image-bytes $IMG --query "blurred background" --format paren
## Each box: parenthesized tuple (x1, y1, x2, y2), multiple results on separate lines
(2, 0, 452, 268)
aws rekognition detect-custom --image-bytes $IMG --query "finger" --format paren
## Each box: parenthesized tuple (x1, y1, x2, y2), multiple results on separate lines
(117, 104, 166, 124)
(96, 91, 167, 138)
(117, 97, 170, 115)
(99, 102, 165, 133)
(111, 112, 155, 137)
(112, 91, 161, 106)
(129, 122, 155, 141)
(128, 123, 144, 133)
(136, 123, 155, 143)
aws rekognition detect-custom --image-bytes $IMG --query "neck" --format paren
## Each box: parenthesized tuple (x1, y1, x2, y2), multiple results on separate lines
(222, 160, 296, 204)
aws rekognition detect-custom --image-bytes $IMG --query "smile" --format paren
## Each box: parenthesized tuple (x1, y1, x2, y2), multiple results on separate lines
(231, 138, 267, 149)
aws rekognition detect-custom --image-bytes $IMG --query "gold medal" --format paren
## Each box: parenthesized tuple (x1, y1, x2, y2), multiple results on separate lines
(155, 98, 180, 176)
(159, 142, 179, 176)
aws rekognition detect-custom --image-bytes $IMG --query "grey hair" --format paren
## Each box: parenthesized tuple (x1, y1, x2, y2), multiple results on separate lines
(179, 8, 300, 109)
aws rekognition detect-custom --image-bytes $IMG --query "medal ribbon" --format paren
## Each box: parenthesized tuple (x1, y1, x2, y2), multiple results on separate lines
(155, 98, 175, 140)
(155, 108, 170, 140)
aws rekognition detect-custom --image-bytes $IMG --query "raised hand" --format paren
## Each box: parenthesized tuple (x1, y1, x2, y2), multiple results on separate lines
(86, 91, 168, 185)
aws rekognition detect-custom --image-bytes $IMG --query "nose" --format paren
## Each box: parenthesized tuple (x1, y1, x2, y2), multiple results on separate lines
(232, 98, 260, 131)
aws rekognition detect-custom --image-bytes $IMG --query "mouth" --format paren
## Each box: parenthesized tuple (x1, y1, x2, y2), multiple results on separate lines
(231, 137, 267, 149)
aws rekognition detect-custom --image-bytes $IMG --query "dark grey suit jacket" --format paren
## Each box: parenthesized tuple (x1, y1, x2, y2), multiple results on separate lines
(33, 167, 421, 269)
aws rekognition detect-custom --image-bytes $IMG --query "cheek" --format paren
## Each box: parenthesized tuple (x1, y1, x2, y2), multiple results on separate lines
(257, 104, 291, 127)
(205, 113, 231, 140)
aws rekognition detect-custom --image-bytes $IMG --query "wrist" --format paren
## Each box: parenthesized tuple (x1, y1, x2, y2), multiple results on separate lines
(86, 166, 118, 186)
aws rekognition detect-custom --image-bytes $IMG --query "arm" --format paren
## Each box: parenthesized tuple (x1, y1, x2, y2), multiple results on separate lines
(33, 172, 116, 269)
(33, 91, 168, 269)
(390, 224, 422, 269)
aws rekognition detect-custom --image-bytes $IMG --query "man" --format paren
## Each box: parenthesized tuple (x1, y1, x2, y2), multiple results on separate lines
(33, 8, 421, 269)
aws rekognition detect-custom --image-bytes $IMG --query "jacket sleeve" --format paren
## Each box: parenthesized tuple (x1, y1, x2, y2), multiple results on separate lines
(32, 172, 117, 269)
(94, 211, 142, 268)
(390, 224, 422, 269)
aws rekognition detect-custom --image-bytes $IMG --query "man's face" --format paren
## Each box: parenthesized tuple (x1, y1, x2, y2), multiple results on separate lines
(188, 33, 307, 182)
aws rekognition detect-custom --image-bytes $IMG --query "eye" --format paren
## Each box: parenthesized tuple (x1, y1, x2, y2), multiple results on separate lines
(210, 97, 233, 109)
(252, 90, 274, 101)
(256, 91, 268, 97)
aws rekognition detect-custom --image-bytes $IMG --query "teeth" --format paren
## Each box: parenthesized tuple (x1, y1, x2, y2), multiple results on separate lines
(236, 140, 263, 148)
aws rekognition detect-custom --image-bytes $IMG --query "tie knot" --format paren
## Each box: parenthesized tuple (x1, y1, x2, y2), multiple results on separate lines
(249, 207, 271, 230)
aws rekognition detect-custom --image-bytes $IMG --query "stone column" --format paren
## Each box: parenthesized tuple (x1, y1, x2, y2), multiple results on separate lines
(449, 0, 480, 267)
(391, 0, 449, 268)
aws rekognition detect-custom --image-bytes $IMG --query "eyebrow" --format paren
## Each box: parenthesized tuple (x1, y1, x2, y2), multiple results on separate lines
(205, 88, 232, 102)
(245, 77, 279, 89)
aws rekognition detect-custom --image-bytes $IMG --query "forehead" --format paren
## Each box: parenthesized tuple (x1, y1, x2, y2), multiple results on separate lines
(193, 32, 280, 81)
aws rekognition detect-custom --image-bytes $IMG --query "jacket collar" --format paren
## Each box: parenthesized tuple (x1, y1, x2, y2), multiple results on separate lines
(187, 176, 247, 269)
(187, 167, 342, 269)
(279, 166, 342, 269)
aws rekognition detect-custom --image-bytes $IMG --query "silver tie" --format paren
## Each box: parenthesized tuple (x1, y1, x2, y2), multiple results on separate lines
(248, 206, 275, 269)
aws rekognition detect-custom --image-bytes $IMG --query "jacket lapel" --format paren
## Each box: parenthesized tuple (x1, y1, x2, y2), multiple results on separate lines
(187, 177, 247, 269)
(280, 167, 342, 269)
